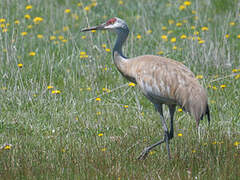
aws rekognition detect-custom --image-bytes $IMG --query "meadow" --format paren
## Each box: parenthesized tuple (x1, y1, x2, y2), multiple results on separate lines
(0, 0, 240, 179)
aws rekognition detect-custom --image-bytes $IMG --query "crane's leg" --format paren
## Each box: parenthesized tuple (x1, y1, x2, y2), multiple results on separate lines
(168, 105, 176, 140)
(138, 104, 171, 160)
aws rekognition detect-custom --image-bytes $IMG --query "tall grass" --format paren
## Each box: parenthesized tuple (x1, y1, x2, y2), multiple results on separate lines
(0, 0, 240, 179)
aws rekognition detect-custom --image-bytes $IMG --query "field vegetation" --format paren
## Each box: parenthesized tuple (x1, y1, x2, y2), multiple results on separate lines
(0, 0, 240, 179)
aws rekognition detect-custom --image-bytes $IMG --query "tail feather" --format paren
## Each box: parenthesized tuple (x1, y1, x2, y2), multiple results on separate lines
(201, 104, 210, 125)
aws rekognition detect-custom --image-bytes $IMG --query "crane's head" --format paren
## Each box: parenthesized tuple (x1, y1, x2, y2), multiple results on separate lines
(81, 17, 128, 33)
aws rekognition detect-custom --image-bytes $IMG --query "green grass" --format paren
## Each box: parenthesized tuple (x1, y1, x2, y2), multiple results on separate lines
(1, 0, 240, 179)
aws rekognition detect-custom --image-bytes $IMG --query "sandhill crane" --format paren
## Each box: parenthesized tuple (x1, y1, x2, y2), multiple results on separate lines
(81, 17, 210, 160)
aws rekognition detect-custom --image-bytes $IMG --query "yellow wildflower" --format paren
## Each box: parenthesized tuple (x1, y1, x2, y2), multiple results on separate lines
(18, 63, 23, 68)
(84, 6, 90, 11)
(225, 34, 230, 38)
(24, 14, 31, 19)
(234, 141, 240, 147)
(96, 97, 101, 101)
(102, 44, 107, 48)
(178, 133, 183, 137)
(172, 45, 177, 50)
(149, 150, 156, 155)
(58, 35, 64, 40)
(14, 20, 20, 25)
(64, 9, 71, 13)
(179, 5, 186, 11)
(33, 17, 43, 24)
(180, 34, 187, 39)
(170, 37, 176, 43)
(0, 18, 6, 23)
(21, 32, 28, 36)
(52, 90, 61, 94)
(47, 86, 54, 89)
(128, 82, 136, 87)
(201, 27, 208, 31)
(77, 2, 82, 7)
(161, 35, 168, 40)
(168, 19, 174, 25)
(157, 50, 164, 55)
(161, 26, 167, 31)
(98, 133, 103, 137)
(196, 75, 203, 79)
(27, 25, 32, 29)
(123, 105, 128, 108)
(192, 149, 196, 153)
(3, 144, 12, 150)
(81, 35, 86, 39)
(184, 1, 191, 6)
(178, 108, 183, 112)
(146, 29, 152, 34)
(96, 112, 101, 115)
(229, 22, 235, 26)
(101, 148, 106, 152)
(220, 84, 226, 88)
(136, 34, 141, 39)
(37, 34, 43, 39)
(176, 22, 182, 27)
(29, 52, 36, 56)
(119, 0, 124, 5)
(235, 74, 240, 79)
(105, 48, 111, 52)
(198, 40, 205, 44)
(25, 5, 32, 10)
(237, 34, 240, 39)
(50, 36, 56, 40)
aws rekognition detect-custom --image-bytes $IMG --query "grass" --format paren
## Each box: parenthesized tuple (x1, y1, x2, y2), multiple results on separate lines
(0, 0, 240, 179)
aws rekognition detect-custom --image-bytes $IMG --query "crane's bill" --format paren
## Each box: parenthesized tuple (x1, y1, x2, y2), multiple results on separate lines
(81, 24, 105, 32)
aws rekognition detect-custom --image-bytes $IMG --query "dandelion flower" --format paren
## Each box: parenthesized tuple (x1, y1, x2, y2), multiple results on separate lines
(24, 14, 31, 19)
(25, 5, 32, 10)
(105, 48, 111, 52)
(178, 108, 183, 112)
(37, 34, 43, 39)
(3, 144, 12, 150)
(47, 86, 54, 89)
(168, 19, 174, 25)
(98, 133, 103, 137)
(157, 50, 164, 55)
(170, 37, 176, 43)
(64, 9, 71, 13)
(176, 22, 182, 27)
(119, 0, 124, 5)
(136, 34, 141, 39)
(123, 105, 128, 108)
(198, 40, 205, 44)
(27, 25, 32, 29)
(201, 27, 208, 31)
(180, 34, 187, 39)
(196, 75, 203, 79)
(178, 133, 183, 137)
(128, 82, 136, 87)
(50, 36, 56, 40)
(161, 35, 168, 40)
(0, 18, 6, 23)
(149, 150, 156, 155)
(84, 6, 90, 11)
(58, 35, 64, 40)
(237, 34, 240, 39)
(96, 97, 101, 101)
(77, 2, 82, 7)
(52, 90, 61, 94)
(179, 5, 186, 10)
(14, 20, 20, 25)
(29, 52, 36, 56)
(96, 112, 101, 115)
(234, 141, 240, 147)
(229, 22, 235, 26)
(101, 148, 106, 152)
(18, 63, 23, 68)
(172, 46, 177, 50)
(33, 17, 43, 24)
(225, 34, 230, 38)
(184, 1, 191, 6)
(161, 26, 167, 30)
(220, 84, 226, 88)
(21, 32, 28, 36)
(146, 29, 152, 34)
(81, 35, 86, 39)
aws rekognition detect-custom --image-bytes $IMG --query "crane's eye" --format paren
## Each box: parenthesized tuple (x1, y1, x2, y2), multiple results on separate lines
(106, 18, 116, 25)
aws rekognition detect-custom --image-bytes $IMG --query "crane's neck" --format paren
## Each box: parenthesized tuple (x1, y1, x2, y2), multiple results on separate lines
(113, 27, 129, 59)
(112, 27, 136, 83)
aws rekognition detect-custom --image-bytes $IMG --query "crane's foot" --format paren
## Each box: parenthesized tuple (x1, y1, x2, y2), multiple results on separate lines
(137, 148, 150, 160)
